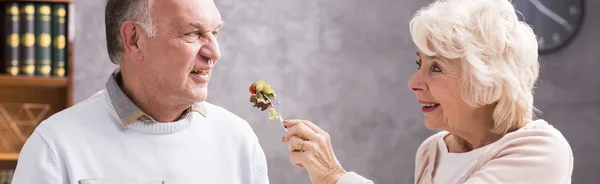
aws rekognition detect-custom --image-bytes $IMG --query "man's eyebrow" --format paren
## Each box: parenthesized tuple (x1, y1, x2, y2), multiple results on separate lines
(215, 22, 224, 29)
(188, 21, 205, 29)
(188, 21, 224, 30)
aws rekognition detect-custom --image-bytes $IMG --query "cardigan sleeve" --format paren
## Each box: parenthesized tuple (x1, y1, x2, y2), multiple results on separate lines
(337, 172, 374, 184)
(463, 127, 573, 184)
(415, 131, 446, 184)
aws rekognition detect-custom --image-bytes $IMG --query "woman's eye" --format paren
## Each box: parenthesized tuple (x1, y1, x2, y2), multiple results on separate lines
(432, 64, 442, 72)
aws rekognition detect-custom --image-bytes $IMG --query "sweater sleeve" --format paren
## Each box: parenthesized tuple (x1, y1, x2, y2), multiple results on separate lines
(252, 142, 269, 184)
(464, 128, 573, 184)
(415, 131, 445, 184)
(12, 131, 63, 184)
(337, 172, 374, 184)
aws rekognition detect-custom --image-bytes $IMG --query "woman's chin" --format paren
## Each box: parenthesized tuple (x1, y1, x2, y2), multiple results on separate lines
(423, 120, 443, 130)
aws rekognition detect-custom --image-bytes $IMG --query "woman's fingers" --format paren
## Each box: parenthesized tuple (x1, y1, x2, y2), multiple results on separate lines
(283, 120, 346, 184)
(282, 119, 302, 127)
(288, 136, 319, 152)
(288, 136, 304, 152)
(282, 122, 321, 142)
(299, 120, 326, 135)
(283, 119, 326, 134)
(283, 119, 330, 146)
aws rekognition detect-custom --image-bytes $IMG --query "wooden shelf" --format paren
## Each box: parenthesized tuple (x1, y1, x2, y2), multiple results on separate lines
(0, 153, 18, 161)
(0, 75, 68, 88)
(0, 0, 74, 170)
(0, 0, 73, 3)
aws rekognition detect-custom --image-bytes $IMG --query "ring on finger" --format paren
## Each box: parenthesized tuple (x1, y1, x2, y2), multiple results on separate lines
(297, 140, 305, 152)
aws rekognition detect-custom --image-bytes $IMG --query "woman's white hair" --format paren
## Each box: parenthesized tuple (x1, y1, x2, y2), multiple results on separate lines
(409, 0, 540, 134)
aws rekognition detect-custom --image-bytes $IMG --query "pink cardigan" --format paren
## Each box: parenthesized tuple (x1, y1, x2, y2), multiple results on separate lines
(338, 120, 573, 184)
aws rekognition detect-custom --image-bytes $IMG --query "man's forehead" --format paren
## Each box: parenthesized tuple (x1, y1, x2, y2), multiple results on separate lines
(155, 0, 222, 25)
(156, 0, 217, 9)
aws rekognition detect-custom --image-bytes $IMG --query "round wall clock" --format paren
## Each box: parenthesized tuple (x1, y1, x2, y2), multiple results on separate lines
(512, 0, 585, 54)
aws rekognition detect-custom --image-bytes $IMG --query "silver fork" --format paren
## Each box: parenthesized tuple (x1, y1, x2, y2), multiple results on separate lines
(264, 96, 287, 131)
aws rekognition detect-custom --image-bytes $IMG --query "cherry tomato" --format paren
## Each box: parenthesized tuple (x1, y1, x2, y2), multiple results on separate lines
(249, 84, 256, 94)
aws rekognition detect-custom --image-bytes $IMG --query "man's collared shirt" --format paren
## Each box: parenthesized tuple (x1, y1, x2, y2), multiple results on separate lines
(105, 70, 207, 127)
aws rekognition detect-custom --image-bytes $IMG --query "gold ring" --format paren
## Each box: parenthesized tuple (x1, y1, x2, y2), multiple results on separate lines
(297, 141, 305, 152)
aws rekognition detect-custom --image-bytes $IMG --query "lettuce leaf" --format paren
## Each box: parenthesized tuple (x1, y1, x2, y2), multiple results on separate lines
(249, 78, 280, 121)
(268, 107, 280, 120)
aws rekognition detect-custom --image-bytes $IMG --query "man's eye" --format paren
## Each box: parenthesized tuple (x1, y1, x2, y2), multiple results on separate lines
(213, 31, 220, 37)
(416, 60, 421, 70)
(185, 31, 202, 37)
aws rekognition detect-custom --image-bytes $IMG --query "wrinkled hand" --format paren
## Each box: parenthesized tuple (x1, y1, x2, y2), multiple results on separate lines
(282, 119, 347, 184)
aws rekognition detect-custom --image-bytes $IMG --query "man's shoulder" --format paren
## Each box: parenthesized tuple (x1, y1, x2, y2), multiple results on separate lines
(204, 102, 239, 117)
(203, 102, 256, 133)
(203, 102, 247, 123)
(202, 102, 262, 148)
(36, 90, 111, 134)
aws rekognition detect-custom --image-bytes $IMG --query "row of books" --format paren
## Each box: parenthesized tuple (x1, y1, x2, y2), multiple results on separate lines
(0, 169, 13, 184)
(2, 2, 67, 77)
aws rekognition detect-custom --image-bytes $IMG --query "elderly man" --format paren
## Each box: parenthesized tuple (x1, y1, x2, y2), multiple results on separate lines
(11, 0, 269, 183)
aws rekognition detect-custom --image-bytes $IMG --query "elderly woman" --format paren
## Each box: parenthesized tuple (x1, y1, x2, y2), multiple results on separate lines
(281, 0, 574, 183)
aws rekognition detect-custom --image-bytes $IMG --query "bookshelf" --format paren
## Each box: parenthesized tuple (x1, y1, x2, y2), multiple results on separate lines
(0, 154, 18, 161)
(0, 75, 68, 87)
(0, 0, 74, 170)
(0, 153, 17, 169)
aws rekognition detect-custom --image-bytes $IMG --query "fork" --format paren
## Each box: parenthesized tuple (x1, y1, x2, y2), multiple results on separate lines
(264, 96, 287, 132)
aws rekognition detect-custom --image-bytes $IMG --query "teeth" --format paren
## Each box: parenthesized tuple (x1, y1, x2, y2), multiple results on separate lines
(192, 69, 208, 74)
(421, 103, 439, 107)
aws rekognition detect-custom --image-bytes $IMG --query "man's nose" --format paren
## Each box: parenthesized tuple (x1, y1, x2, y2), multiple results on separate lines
(200, 34, 221, 62)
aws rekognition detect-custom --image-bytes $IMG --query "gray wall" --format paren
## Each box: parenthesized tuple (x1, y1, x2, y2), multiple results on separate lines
(74, 0, 599, 183)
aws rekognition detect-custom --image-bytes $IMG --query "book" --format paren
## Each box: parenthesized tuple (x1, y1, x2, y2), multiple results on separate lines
(51, 4, 66, 77)
(35, 3, 52, 76)
(4, 2, 20, 76)
(19, 3, 35, 76)
(0, 169, 5, 184)
(0, 169, 14, 184)
(7, 169, 13, 184)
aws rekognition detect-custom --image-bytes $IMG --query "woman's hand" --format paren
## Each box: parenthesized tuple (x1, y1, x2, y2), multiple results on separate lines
(282, 119, 347, 184)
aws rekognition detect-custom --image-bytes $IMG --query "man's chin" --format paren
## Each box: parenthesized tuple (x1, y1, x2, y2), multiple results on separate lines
(186, 88, 208, 102)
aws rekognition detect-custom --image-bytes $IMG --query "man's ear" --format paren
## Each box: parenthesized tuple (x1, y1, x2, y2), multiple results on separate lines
(120, 21, 143, 62)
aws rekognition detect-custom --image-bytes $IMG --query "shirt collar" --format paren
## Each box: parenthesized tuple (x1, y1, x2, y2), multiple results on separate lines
(105, 69, 207, 126)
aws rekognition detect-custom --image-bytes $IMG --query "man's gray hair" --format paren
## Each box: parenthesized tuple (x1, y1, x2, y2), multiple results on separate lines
(105, 0, 156, 64)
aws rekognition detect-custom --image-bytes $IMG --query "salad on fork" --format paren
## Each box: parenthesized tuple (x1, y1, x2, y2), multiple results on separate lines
(249, 78, 286, 130)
